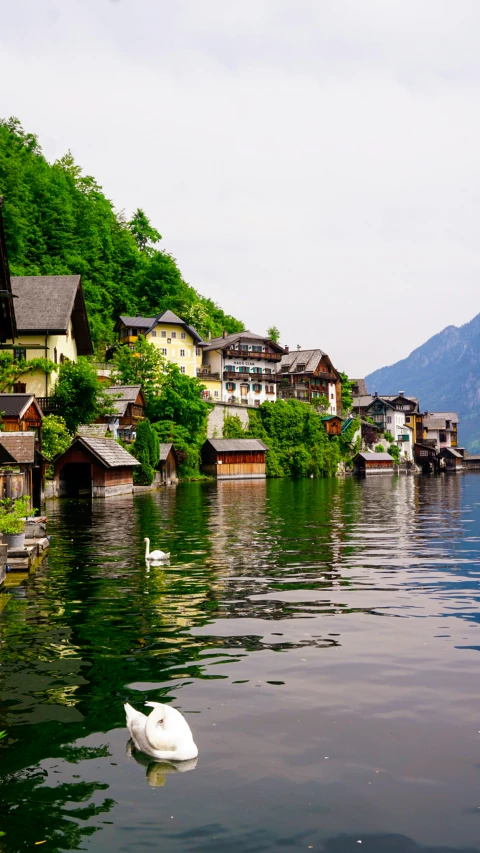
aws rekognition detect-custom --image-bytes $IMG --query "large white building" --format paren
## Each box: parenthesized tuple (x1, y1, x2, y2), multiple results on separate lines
(201, 331, 284, 406)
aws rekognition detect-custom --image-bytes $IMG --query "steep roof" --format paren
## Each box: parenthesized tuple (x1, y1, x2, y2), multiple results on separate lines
(355, 451, 393, 462)
(65, 436, 140, 468)
(279, 349, 329, 374)
(11, 275, 93, 355)
(441, 447, 463, 458)
(116, 310, 204, 344)
(203, 330, 283, 353)
(427, 411, 459, 422)
(0, 431, 35, 464)
(365, 397, 396, 411)
(352, 394, 373, 408)
(159, 442, 178, 461)
(351, 378, 368, 395)
(424, 416, 448, 430)
(0, 393, 43, 419)
(205, 438, 269, 452)
(103, 385, 144, 416)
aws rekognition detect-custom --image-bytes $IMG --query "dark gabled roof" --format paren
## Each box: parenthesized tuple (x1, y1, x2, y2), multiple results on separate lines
(279, 349, 334, 376)
(205, 438, 269, 452)
(103, 385, 144, 416)
(203, 330, 283, 353)
(11, 275, 93, 355)
(0, 393, 43, 419)
(426, 411, 459, 423)
(115, 310, 205, 344)
(0, 431, 36, 464)
(0, 198, 16, 342)
(159, 442, 178, 462)
(355, 451, 393, 462)
(365, 396, 396, 411)
(60, 435, 140, 468)
(321, 415, 342, 422)
(440, 447, 463, 458)
(351, 378, 368, 395)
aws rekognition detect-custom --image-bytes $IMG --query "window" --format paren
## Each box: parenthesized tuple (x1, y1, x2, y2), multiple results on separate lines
(264, 368, 271, 375)
(181, 332, 186, 339)
(226, 382, 235, 391)
(161, 348, 168, 356)
(252, 345, 262, 352)
(196, 348, 201, 356)
(214, 390, 219, 398)
(330, 393, 335, 399)
(13, 348, 26, 362)
(161, 330, 166, 338)
(180, 366, 186, 374)
(439, 433, 447, 443)
(238, 366, 250, 373)
(253, 383, 261, 392)
(171, 331, 177, 339)
(226, 365, 234, 372)
(387, 416, 392, 423)
(151, 330, 157, 337)
(180, 349, 186, 357)
(420, 450, 428, 457)
(54, 347, 57, 364)
(13, 382, 26, 393)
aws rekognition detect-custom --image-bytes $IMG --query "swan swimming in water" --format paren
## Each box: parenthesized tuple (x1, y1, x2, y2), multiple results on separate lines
(124, 701, 198, 761)
(144, 537, 170, 561)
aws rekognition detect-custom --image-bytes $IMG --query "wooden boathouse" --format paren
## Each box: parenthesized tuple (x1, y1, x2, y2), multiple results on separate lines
(201, 438, 268, 479)
(53, 436, 140, 497)
(158, 443, 179, 485)
(353, 451, 394, 475)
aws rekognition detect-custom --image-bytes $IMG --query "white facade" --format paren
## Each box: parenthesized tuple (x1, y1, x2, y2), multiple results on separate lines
(202, 337, 280, 407)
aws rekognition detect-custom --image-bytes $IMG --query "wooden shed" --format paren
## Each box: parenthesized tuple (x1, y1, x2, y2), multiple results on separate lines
(414, 442, 437, 472)
(53, 436, 140, 498)
(0, 431, 45, 508)
(353, 451, 394, 475)
(158, 443, 179, 485)
(201, 438, 268, 479)
(321, 415, 343, 436)
(439, 447, 464, 471)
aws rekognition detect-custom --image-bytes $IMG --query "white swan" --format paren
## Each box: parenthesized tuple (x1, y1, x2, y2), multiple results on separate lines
(144, 537, 170, 561)
(124, 701, 198, 761)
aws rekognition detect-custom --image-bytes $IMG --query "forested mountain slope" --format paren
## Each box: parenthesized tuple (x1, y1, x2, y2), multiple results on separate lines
(366, 313, 480, 451)
(0, 118, 243, 348)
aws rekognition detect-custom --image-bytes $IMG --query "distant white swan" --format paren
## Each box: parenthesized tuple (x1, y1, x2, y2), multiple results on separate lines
(124, 701, 198, 761)
(144, 537, 170, 561)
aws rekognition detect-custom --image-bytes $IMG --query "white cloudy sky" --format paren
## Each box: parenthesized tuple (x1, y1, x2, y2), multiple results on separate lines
(2, 0, 480, 375)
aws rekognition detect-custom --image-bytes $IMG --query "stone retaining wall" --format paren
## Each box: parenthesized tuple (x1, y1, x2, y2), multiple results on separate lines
(207, 402, 255, 438)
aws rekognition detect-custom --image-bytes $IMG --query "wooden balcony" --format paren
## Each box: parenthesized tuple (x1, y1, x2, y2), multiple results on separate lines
(37, 396, 62, 415)
(223, 371, 280, 381)
(224, 348, 282, 362)
(197, 370, 220, 380)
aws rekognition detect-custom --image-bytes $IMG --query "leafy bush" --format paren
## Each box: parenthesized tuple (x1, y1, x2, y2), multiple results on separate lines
(132, 420, 159, 485)
(42, 415, 71, 460)
(152, 421, 201, 478)
(388, 443, 400, 462)
(53, 359, 114, 433)
(384, 431, 394, 442)
(375, 444, 385, 453)
(0, 495, 33, 535)
(222, 415, 246, 438)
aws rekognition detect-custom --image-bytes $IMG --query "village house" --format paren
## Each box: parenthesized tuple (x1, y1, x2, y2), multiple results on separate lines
(53, 435, 140, 498)
(201, 438, 269, 479)
(113, 311, 204, 379)
(364, 394, 413, 460)
(0, 394, 44, 443)
(422, 412, 459, 451)
(201, 331, 283, 407)
(439, 447, 465, 471)
(7, 275, 93, 400)
(353, 451, 394, 475)
(276, 348, 341, 413)
(321, 415, 343, 435)
(99, 385, 146, 442)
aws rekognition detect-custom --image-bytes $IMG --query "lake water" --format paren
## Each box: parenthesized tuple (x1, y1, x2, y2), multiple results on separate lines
(1, 475, 480, 852)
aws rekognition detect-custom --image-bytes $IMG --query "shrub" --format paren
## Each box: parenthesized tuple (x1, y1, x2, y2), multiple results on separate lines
(375, 444, 385, 453)
(388, 443, 400, 463)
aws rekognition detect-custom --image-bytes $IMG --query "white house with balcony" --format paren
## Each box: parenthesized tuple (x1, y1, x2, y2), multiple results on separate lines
(201, 331, 284, 407)
(365, 394, 413, 460)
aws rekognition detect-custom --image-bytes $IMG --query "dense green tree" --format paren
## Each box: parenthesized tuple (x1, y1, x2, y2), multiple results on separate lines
(146, 364, 212, 439)
(0, 118, 244, 349)
(132, 419, 159, 484)
(339, 371, 355, 414)
(152, 421, 201, 477)
(128, 208, 161, 252)
(53, 359, 114, 434)
(267, 325, 280, 343)
(222, 414, 246, 438)
(111, 336, 165, 402)
(42, 415, 72, 459)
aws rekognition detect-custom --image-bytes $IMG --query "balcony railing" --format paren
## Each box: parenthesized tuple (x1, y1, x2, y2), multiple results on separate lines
(197, 370, 220, 380)
(223, 370, 280, 381)
(397, 434, 410, 442)
(37, 396, 62, 415)
(224, 348, 282, 361)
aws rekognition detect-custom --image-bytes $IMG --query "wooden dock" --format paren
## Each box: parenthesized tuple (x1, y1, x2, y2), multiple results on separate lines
(7, 537, 49, 571)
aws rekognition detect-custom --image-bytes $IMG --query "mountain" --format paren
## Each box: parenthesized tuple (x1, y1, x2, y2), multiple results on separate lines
(0, 117, 244, 349)
(365, 313, 480, 451)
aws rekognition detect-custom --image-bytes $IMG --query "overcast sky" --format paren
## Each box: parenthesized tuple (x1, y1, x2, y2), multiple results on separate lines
(2, 0, 480, 375)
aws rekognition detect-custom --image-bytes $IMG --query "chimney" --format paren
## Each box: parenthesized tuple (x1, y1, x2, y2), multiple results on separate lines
(297, 344, 301, 350)
(222, 329, 227, 339)
(284, 346, 289, 354)
(374, 391, 378, 397)
(399, 391, 405, 397)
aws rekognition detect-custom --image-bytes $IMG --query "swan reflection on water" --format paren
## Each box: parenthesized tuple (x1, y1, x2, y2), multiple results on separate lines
(126, 741, 198, 787)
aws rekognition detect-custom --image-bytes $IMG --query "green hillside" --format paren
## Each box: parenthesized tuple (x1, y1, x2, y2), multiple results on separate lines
(0, 117, 244, 349)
